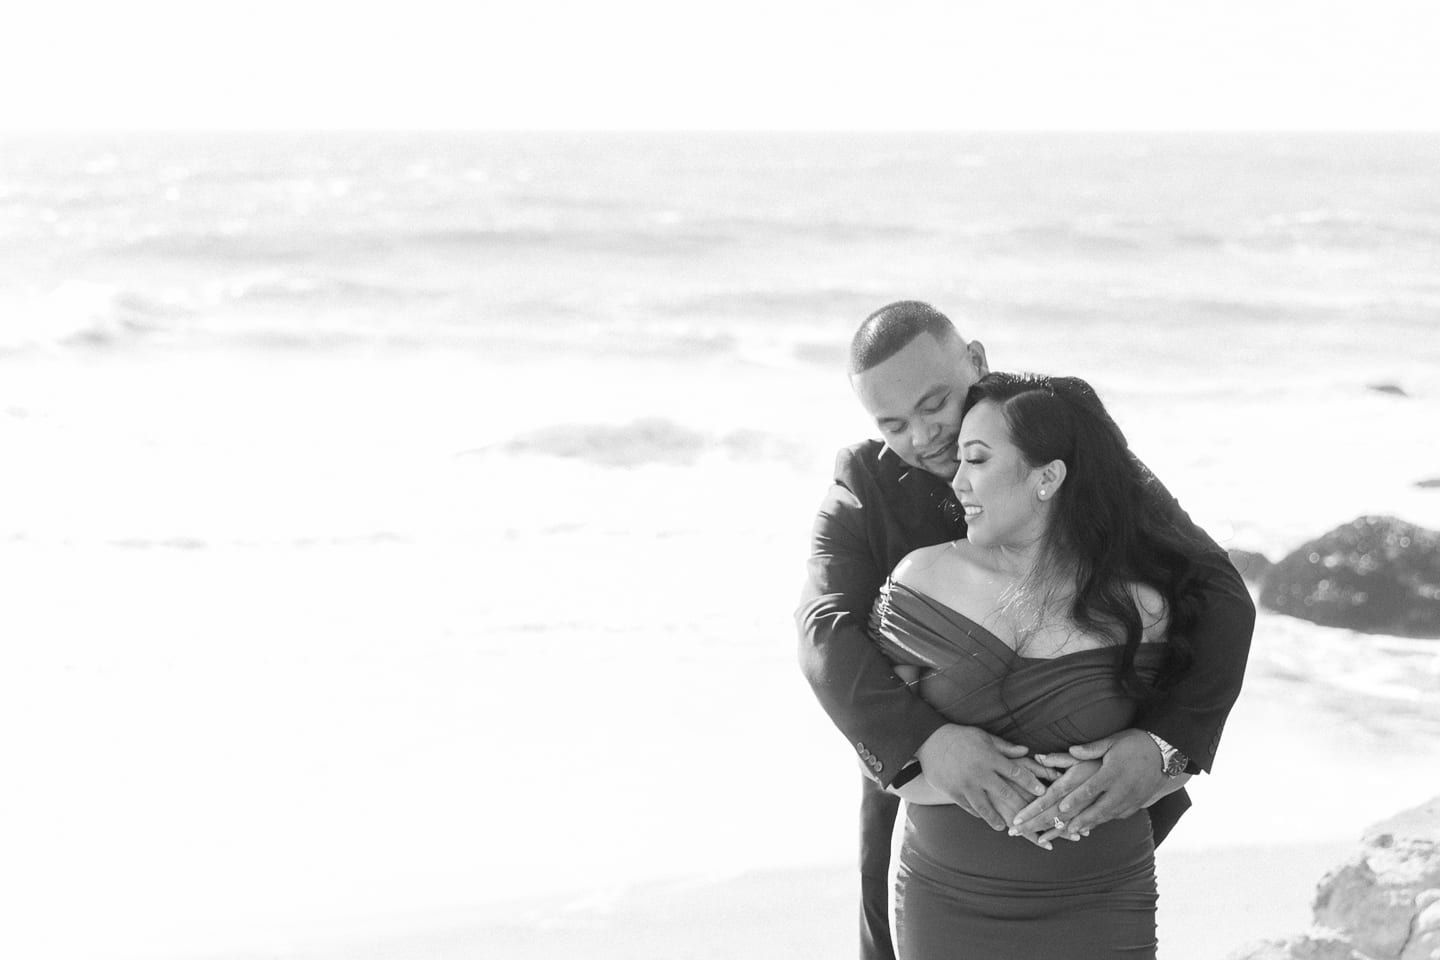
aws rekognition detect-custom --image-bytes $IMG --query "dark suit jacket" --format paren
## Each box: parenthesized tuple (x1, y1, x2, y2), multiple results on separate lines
(796, 440, 1256, 844)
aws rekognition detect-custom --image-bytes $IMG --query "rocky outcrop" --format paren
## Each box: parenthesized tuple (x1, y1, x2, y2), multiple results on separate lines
(1228, 548, 1273, 589)
(1230, 796, 1440, 960)
(1259, 516, 1440, 638)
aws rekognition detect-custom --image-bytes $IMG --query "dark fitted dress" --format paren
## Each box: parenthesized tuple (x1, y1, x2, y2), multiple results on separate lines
(870, 580, 1168, 960)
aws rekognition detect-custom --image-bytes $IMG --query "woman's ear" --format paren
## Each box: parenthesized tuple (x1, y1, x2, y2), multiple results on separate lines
(1036, 460, 1067, 501)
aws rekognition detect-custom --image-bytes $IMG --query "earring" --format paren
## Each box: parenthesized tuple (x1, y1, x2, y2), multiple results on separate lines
(1038, 488, 1047, 500)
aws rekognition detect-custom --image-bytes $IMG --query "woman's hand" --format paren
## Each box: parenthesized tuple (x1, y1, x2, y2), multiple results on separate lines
(1008, 753, 1101, 849)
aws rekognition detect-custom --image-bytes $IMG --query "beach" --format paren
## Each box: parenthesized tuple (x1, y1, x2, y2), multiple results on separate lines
(2, 132, 1438, 959)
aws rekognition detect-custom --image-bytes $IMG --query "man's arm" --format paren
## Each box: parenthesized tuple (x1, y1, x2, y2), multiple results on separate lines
(1132, 460, 1257, 770)
(794, 472, 948, 785)
(1138, 551, 1255, 771)
(795, 450, 1046, 830)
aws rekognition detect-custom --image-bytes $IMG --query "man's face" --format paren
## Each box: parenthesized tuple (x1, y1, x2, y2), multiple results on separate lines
(850, 332, 989, 481)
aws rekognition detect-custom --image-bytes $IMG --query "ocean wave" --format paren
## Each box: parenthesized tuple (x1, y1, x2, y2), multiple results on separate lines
(790, 340, 849, 367)
(408, 226, 565, 248)
(476, 321, 742, 362)
(971, 215, 1440, 257)
(404, 211, 927, 257)
(1242, 210, 1440, 249)
(106, 532, 412, 550)
(482, 419, 808, 469)
(993, 221, 1148, 254)
(1098, 290, 1297, 321)
(662, 287, 881, 324)
(494, 419, 709, 467)
(225, 273, 447, 306)
(110, 536, 207, 550)
(117, 227, 393, 264)
(0, 283, 187, 352)
(406, 223, 743, 256)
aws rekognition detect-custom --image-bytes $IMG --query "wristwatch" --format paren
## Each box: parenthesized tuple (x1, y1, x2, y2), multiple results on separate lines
(890, 759, 923, 789)
(1146, 732, 1189, 778)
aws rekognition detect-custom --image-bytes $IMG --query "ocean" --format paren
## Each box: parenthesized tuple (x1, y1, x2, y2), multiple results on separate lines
(2, 132, 1438, 959)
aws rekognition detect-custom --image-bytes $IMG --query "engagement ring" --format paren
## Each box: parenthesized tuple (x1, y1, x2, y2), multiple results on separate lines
(1053, 817, 1066, 831)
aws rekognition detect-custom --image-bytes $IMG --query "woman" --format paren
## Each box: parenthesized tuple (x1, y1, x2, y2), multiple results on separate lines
(870, 372, 1207, 960)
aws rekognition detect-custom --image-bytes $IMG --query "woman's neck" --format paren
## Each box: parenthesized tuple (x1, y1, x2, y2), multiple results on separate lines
(982, 535, 1080, 639)
(978, 535, 1046, 581)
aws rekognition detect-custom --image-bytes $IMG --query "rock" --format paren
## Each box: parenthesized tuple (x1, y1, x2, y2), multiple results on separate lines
(1318, 796, 1440, 958)
(1260, 516, 1440, 638)
(1412, 892, 1440, 960)
(1368, 382, 1410, 397)
(1230, 796, 1440, 960)
(1227, 936, 1367, 960)
(1228, 548, 1273, 588)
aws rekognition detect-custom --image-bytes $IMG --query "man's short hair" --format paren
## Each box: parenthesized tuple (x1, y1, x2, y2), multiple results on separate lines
(848, 301, 960, 374)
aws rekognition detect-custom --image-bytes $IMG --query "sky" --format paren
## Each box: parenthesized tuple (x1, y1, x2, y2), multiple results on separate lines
(2, 0, 1439, 131)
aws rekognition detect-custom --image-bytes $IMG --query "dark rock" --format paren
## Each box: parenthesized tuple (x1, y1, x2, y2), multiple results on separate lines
(1227, 549, 1273, 588)
(1259, 516, 1440, 638)
(1367, 382, 1410, 397)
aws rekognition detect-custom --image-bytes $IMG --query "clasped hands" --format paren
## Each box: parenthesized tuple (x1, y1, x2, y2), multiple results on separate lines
(913, 724, 1168, 851)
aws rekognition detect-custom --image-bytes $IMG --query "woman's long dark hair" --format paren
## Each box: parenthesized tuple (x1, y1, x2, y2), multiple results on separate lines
(962, 373, 1205, 699)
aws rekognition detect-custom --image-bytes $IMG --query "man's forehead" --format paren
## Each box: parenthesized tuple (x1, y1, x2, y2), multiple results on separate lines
(854, 336, 956, 380)
(853, 368, 946, 415)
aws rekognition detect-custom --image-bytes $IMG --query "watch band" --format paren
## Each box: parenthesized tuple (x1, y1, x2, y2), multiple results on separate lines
(1146, 732, 1189, 778)
(890, 760, 923, 789)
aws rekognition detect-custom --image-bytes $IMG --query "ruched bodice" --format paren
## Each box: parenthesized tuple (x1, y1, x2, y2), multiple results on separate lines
(870, 579, 1167, 755)
(869, 578, 1167, 960)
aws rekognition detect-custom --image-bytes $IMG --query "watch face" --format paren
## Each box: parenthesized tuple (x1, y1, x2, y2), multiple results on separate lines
(1163, 753, 1187, 777)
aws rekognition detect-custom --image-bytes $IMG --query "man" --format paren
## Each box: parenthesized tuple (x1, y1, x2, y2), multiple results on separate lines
(796, 301, 1255, 960)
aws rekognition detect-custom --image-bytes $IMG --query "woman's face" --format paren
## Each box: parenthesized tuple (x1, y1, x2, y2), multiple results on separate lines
(951, 400, 1048, 549)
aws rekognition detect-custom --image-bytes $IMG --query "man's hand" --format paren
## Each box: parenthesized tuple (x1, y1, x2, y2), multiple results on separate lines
(1011, 728, 1166, 838)
(915, 724, 1046, 832)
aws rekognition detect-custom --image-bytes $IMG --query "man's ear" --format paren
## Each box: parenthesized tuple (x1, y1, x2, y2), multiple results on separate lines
(967, 340, 989, 377)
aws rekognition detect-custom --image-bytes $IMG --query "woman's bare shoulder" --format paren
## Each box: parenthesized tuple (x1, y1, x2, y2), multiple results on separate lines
(892, 539, 992, 581)
(890, 542, 954, 584)
(891, 540, 994, 612)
